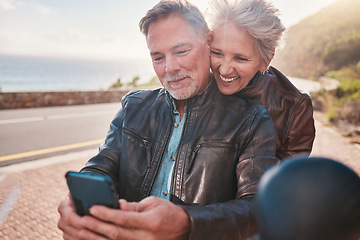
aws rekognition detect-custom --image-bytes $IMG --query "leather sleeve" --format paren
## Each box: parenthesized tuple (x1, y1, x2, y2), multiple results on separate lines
(79, 96, 128, 184)
(181, 107, 279, 240)
(181, 197, 257, 240)
(278, 95, 315, 160)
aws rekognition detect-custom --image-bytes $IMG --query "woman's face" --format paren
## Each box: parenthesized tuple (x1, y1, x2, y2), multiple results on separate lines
(210, 21, 267, 95)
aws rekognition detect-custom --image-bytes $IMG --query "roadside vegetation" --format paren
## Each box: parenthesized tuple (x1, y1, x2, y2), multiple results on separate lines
(311, 64, 360, 125)
(108, 75, 161, 90)
(272, 0, 360, 129)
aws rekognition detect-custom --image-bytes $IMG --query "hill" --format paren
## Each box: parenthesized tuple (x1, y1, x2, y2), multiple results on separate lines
(272, 0, 360, 79)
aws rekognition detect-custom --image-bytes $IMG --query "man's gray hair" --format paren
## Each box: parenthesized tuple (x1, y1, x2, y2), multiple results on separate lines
(139, 0, 210, 42)
(208, 0, 285, 66)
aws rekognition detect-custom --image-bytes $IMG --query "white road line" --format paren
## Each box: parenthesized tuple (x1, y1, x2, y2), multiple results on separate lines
(0, 110, 115, 125)
(48, 110, 115, 120)
(0, 117, 45, 124)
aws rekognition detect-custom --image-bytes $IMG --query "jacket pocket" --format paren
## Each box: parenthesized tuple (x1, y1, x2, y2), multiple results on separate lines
(122, 128, 152, 167)
(119, 128, 153, 201)
(184, 142, 239, 204)
(186, 142, 238, 174)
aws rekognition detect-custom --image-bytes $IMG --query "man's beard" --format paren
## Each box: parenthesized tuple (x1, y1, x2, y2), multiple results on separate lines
(163, 72, 198, 100)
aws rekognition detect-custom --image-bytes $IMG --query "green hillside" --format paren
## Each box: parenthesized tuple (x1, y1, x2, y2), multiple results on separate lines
(272, 0, 360, 126)
(272, 0, 360, 79)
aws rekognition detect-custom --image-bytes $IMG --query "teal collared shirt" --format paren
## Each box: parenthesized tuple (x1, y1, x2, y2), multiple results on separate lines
(151, 98, 186, 200)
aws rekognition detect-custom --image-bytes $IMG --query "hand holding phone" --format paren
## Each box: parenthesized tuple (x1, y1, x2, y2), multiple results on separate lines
(65, 171, 120, 216)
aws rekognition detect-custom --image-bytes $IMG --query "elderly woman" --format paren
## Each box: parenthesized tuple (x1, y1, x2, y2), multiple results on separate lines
(208, 0, 315, 160)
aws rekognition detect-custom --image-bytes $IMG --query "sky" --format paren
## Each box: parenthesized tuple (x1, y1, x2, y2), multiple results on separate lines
(0, 0, 340, 61)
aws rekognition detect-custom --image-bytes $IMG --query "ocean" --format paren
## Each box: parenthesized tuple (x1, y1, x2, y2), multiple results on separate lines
(0, 55, 156, 92)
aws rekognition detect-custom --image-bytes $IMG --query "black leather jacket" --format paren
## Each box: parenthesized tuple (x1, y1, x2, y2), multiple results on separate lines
(81, 80, 279, 240)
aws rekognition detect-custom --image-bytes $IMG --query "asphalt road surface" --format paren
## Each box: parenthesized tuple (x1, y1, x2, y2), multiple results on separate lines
(288, 77, 321, 94)
(0, 102, 121, 166)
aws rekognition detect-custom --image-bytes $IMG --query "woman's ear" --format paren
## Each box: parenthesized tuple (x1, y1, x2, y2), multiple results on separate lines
(260, 64, 268, 74)
(261, 48, 275, 72)
(271, 48, 275, 60)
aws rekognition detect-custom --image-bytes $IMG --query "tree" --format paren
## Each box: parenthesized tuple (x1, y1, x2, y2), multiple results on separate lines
(130, 76, 140, 87)
(109, 78, 123, 89)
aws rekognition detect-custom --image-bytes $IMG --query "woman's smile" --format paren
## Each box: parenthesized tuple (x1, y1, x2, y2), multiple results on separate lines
(219, 75, 240, 83)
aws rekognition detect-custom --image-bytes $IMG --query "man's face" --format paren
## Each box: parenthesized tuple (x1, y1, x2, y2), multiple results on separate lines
(146, 15, 210, 100)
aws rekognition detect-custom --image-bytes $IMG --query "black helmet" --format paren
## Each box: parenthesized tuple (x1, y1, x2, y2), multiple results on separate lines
(255, 156, 360, 240)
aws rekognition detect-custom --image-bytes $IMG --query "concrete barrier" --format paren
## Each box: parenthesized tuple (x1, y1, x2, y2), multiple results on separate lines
(0, 90, 130, 109)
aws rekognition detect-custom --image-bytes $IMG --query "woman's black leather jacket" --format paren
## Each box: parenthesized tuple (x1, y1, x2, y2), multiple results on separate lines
(81, 80, 279, 240)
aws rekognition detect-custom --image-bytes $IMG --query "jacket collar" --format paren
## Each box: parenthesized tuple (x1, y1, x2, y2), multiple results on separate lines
(186, 76, 217, 109)
(237, 70, 264, 96)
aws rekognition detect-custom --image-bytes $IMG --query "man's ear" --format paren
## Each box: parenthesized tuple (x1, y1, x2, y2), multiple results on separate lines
(207, 31, 213, 46)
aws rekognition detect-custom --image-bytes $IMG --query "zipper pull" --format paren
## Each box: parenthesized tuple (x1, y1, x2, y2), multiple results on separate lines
(143, 139, 151, 148)
(143, 139, 152, 167)
(186, 144, 201, 174)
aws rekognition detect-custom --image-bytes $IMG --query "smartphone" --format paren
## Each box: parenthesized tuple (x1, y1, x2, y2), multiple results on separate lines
(65, 171, 120, 216)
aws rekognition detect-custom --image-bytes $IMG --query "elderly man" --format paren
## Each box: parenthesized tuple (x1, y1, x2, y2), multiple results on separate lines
(58, 1, 278, 239)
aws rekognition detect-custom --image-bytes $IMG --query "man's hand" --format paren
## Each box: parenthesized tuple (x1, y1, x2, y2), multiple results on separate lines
(58, 195, 191, 240)
(58, 195, 107, 240)
(85, 196, 191, 240)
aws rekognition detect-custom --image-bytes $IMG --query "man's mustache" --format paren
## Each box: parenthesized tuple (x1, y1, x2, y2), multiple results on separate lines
(163, 72, 193, 82)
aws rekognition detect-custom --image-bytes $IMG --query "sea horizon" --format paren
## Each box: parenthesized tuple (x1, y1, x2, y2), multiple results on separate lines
(0, 54, 156, 93)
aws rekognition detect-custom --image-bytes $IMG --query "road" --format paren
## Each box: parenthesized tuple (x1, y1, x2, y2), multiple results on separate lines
(0, 103, 121, 166)
(288, 77, 321, 94)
